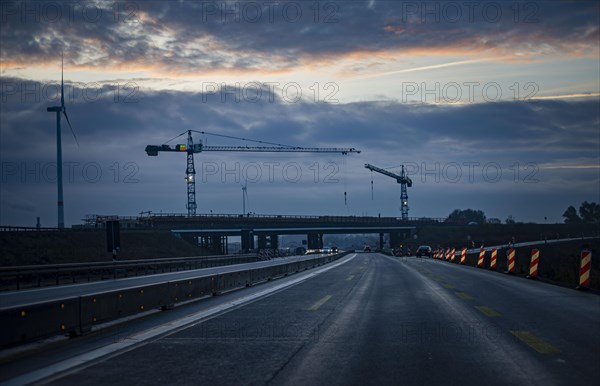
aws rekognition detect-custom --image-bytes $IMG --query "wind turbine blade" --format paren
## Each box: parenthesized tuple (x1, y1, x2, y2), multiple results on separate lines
(63, 110, 79, 147)
(61, 54, 65, 108)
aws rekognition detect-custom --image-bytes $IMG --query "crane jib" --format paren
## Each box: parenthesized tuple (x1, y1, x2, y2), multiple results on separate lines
(145, 145, 360, 155)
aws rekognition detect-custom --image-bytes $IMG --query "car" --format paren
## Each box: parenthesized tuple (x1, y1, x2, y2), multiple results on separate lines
(363, 245, 372, 252)
(322, 246, 338, 254)
(416, 245, 432, 258)
(295, 246, 307, 255)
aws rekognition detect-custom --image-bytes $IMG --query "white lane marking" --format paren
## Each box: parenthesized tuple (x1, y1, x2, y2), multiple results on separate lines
(3, 254, 357, 386)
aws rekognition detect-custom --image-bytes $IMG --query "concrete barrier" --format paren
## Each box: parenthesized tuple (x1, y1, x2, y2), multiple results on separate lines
(0, 253, 347, 348)
(0, 297, 80, 345)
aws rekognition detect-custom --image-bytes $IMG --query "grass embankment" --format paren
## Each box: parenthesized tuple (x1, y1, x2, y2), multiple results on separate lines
(0, 230, 209, 266)
(402, 224, 599, 290)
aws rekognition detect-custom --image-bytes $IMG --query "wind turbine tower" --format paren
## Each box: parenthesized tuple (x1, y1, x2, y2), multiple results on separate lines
(46, 56, 78, 228)
(242, 182, 248, 215)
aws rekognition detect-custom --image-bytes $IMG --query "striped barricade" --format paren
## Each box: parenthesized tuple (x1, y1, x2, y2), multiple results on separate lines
(527, 249, 540, 279)
(489, 249, 497, 270)
(577, 250, 592, 289)
(506, 248, 516, 274)
(477, 248, 485, 268)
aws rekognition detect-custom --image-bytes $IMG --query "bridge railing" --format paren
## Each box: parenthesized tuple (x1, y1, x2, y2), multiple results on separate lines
(146, 213, 448, 223)
(0, 226, 65, 232)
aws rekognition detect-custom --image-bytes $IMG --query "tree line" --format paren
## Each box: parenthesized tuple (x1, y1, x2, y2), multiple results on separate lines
(562, 201, 600, 224)
(445, 201, 599, 225)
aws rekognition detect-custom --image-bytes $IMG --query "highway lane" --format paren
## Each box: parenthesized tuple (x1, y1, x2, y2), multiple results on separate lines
(7, 252, 599, 386)
(0, 254, 331, 309)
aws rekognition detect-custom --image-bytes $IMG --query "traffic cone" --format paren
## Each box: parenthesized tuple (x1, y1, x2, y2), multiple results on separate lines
(460, 248, 467, 265)
(489, 249, 497, 270)
(576, 250, 592, 290)
(477, 248, 485, 268)
(505, 248, 516, 274)
(527, 249, 539, 279)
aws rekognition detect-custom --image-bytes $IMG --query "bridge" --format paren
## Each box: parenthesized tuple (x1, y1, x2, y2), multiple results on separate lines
(85, 213, 447, 253)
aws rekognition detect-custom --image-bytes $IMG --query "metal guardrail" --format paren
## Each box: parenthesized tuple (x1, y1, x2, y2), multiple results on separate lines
(0, 226, 65, 232)
(0, 254, 259, 291)
(89, 213, 448, 223)
(0, 252, 349, 348)
(147, 213, 447, 222)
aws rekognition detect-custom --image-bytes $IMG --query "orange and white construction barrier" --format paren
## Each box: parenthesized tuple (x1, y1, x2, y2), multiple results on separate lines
(434, 249, 438, 259)
(451, 248, 456, 263)
(577, 250, 592, 289)
(489, 249, 497, 270)
(527, 249, 540, 279)
(446, 248, 451, 261)
(477, 248, 485, 268)
(506, 248, 516, 274)
(460, 248, 467, 265)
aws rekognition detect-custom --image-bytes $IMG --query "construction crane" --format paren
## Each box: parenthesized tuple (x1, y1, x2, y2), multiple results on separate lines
(364, 163, 413, 220)
(146, 130, 361, 216)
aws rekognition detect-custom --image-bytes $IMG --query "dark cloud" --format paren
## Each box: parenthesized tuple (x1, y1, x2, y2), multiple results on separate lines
(1, 1, 598, 71)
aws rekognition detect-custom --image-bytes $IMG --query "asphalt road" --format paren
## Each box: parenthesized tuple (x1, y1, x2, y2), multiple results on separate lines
(4, 253, 599, 386)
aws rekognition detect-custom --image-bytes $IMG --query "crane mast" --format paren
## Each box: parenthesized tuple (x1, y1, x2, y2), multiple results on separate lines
(364, 163, 413, 220)
(146, 130, 361, 216)
(185, 131, 196, 215)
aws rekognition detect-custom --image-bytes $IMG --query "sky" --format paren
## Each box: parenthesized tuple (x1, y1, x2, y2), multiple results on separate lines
(1, 0, 599, 227)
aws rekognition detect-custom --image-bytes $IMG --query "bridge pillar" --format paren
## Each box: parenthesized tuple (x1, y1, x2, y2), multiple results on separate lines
(307, 233, 323, 250)
(199, 236, 209, 249)
(209, 236, 228, 255)
(241, 230, 254, 252)
(197, 235, 227, 255)
(379, 233, 384, 250)
(257, 235, 267, 249)
(389, 232, 402, 249)
(268, 234, 279, 250)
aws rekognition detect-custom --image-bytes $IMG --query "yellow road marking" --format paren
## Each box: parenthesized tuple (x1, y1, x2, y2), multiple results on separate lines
(455, 292, 473, 300)
(475, 306, 502, 317)
(442, 283, 455, 289)
(510, 331, 560, 354)
(309, 295, 332, 311)
(346, 275, 355, 281)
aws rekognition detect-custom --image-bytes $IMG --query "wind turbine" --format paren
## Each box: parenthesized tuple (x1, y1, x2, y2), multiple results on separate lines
(242, 181, 249, 215)
(46, 55, 78, 228)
